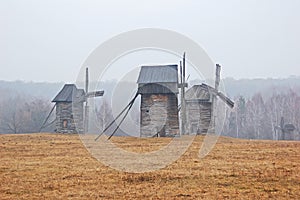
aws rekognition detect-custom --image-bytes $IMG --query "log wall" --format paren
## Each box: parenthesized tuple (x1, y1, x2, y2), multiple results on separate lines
(55, 102, 84, 133)
(140, 94, 179, 137)
(186, 101, 212, 134)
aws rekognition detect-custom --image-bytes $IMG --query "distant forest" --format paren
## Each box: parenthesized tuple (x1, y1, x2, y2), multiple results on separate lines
(0, 77, 299, 140)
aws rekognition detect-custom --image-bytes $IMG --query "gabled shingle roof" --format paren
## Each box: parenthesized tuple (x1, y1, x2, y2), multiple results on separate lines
(52, 84, 85, 102)
(185, 84, 212, 101)
(185, 84, 234, 108)
(137, 65, 178, 84)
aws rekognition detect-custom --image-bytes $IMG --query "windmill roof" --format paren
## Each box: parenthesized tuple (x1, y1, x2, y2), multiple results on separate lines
(185, 83, 234, 108)
(284, 124, 296, 131)
(52, 84, 85, 102)
(137, 65, 178, 84)
(185, 84, 212, 101)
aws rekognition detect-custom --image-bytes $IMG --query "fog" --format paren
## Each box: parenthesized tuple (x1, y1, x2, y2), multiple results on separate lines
(1, 0, 300, 82)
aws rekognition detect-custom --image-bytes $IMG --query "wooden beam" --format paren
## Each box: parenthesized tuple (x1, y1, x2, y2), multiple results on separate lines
(216, 92, 234, 108)
(215, 64, 221, 92)
(107, 95, 138, 140)
(39, 104, 56, 132)
(85, 67, 89, 94)
(180, 52, 187, 135)
(86, 91, 104, 98)
(95, 93, 139, 141)
(84, 67, 89, 133)
(210, 64, 221, 133)
(201, 83, 234, 108)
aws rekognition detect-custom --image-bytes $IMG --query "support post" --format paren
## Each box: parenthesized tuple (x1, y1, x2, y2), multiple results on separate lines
(180, 53, 187, 135)
(210, 64, 221, 133)
(84, 67, 89, 133)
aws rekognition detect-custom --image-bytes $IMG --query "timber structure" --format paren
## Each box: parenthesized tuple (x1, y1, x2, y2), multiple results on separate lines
(137, 65, 180, 137)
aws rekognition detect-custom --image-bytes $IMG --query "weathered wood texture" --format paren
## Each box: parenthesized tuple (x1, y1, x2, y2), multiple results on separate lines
(278, 131, 295, 140)
(186, 101, 212, 134)
(55, 102, 84, 134)
(185, 84, 213, 135)
(137, 65, 179, 137)
(140, 93, 179, 137)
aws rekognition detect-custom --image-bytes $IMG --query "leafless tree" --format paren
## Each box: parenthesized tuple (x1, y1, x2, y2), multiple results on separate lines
(0, 96, 54, 133)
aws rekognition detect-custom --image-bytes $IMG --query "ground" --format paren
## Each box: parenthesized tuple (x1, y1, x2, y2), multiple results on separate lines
(0, 133, 299, 199)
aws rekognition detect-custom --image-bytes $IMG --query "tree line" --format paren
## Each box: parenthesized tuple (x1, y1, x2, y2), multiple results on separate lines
(0, 96, 54, 133)
(222, 89, 300, 140)
(0, 87, 299, 140)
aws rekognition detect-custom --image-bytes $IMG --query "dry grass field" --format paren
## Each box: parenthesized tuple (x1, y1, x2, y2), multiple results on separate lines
(0, 133, 299, 199)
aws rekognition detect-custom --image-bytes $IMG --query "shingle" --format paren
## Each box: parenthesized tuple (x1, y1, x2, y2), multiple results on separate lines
(185, 84, 211, 101)
(137, 65, 178, 84)
(52, 84, 85, 102)
(185, 84, 234, 108)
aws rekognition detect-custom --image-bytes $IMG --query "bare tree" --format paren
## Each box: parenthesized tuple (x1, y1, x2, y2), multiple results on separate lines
(222, 89, 300, 140)
(0, 97, 25, 133)
(0, 96, 54, 133)
(96, 98, 114, 132)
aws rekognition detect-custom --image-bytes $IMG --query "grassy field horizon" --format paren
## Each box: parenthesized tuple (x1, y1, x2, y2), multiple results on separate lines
(0, 133, 299, 199)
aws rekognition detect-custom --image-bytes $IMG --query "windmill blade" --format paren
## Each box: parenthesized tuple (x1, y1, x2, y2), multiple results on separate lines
(216, 92, 234, 108)
(86, 90, 104, 98)
(201, 84, 234, 108)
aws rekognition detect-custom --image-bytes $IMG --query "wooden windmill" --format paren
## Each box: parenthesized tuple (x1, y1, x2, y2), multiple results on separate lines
(94, 56, 233, 139)
(274, 117, 296, 140)
(137, 64, 180, 137)
(95, 64, 181, 140)
(185, 64, 234, 134)
(40, 67, 104, 133)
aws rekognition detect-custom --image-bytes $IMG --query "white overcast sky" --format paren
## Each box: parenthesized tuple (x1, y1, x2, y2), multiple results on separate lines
(1, 0, 300, 82)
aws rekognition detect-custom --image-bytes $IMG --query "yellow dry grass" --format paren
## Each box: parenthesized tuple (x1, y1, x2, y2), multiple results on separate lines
(0, 133, 299, 199)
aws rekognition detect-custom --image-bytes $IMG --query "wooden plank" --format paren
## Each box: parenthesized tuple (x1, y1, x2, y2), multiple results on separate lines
(86, 91, 104, 98)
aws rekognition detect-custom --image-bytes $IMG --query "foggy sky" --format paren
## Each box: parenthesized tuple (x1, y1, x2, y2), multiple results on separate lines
(1, 0, 300, 82)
